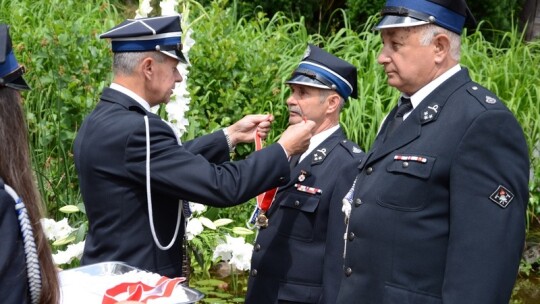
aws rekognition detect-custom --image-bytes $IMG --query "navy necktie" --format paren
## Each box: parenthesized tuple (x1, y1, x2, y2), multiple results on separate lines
(289, 154, 301, 170)
(385, 97, 413, 140)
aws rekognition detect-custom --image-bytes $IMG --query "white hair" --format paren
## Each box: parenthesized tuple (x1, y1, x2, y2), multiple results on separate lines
(418, 24, 461, 61)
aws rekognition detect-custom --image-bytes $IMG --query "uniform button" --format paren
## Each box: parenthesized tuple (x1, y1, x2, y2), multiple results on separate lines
(402, 161, 409, 168)
(354, 198, 362, 207)
(345, 267, 352, 276)
(254, 244, 261, 251)
(279, 177, 286, 182)
(294, 200, 300, 207)
(348, 232, 355, 241)
(366, 167, 373, 175)
(251, 269, 258, 277)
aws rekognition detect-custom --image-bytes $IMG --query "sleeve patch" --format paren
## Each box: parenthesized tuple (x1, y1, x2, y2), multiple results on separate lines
(489, 185, 514, 208)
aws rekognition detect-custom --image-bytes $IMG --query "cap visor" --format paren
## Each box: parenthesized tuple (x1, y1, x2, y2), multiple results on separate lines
(285, 74, 332, 90)
(375, 15, 429, 30)
(5, 76, 30, 90)
(161, 50, 187, 64)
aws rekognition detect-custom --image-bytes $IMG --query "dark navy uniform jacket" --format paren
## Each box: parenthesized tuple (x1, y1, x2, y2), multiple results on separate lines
(337, 69, 529, 304)
(246, 128, 364, 304)
(73, 88, 290, 277)
(0, 178, 30, 303)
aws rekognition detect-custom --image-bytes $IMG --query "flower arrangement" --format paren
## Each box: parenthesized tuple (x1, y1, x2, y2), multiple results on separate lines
(40, 205, 86, 266)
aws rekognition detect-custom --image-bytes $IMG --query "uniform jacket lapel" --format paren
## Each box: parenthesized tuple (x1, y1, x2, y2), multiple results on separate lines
(267, 128, 346, 216)
(363, 68, 473, 168)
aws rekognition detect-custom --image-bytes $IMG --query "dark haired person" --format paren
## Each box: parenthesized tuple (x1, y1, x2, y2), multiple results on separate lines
(0, 24, 60, 304)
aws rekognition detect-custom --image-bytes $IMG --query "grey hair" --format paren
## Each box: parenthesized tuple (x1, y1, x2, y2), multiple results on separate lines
(319, 89, 346, 111)
(419, 24, 461, 61)
(112, 51, 167, 76)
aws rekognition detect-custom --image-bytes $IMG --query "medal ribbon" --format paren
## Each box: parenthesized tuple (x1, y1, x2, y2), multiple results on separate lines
(255, 132, 278, 212)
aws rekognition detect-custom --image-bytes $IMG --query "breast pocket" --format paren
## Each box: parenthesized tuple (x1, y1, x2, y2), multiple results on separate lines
(377, 154, 436, 212)
(276, 191, 320, 241)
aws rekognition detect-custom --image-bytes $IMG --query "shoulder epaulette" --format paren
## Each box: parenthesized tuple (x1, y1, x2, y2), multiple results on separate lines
(466, 83, 506, 110)
(339, 139, 364, 158)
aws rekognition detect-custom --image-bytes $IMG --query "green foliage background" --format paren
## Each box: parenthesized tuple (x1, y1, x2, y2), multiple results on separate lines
(1, 0, 539, 300)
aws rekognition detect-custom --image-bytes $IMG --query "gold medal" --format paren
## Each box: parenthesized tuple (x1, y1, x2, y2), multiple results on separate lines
(256, 213, 269, 228)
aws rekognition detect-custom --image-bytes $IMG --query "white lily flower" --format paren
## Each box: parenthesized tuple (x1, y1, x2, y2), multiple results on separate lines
(213, 235, 253, 271)
(40, 218, 75, 241)
(160, 0, 179, 16)
(53, 241, 85, 265)
(135, 0, 153, 18)
(189, 202, 206, 215)
(230, 242, 254, 271)
(185, 217, 204, 240)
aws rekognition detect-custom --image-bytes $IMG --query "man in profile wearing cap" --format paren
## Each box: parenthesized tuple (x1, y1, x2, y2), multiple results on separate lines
(245, 44, 363, 304)
(337, 0, 529, 303)
(73, 15, 315, 278)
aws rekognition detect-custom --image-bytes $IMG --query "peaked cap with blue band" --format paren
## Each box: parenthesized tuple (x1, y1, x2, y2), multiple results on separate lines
(0, 24, 29, 91)
(100, 15, 187, 63)
(375, 0, 476, 35)
(286, 44, 358, 100)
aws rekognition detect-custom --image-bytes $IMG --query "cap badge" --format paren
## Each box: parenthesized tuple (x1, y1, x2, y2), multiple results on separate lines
(489, 185, 514, 208)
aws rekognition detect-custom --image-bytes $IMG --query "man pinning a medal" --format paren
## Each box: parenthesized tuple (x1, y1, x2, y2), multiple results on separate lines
(73, 15, 316, 279)
(245, 44, 364, 304)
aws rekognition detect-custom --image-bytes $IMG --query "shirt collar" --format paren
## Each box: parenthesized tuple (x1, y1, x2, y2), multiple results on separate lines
(403, 64, 461, 119)
(299, 124, 340, 162)
(110, 83, 151, 112)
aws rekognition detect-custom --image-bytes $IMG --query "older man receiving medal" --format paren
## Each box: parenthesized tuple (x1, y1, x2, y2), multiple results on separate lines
(246, 44, 364, 304)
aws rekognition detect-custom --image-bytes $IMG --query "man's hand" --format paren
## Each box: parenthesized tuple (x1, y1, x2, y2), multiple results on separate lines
(278, 120, 316, 157)
(227, 114, 274, 146)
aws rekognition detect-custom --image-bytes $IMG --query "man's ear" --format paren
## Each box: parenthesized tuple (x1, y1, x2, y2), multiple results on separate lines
(326, 93, 341, 114)
(141, 57, 154, 79)
(433, 34, 451, 64)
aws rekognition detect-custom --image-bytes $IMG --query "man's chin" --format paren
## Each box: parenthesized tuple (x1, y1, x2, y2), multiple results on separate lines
(288, 117, 302, 125)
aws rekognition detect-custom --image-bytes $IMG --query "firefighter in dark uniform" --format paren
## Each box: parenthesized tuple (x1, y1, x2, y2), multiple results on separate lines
(337, 1, 530, 303)
(246, 44, 364, 304)
(73, 15, 315, 278)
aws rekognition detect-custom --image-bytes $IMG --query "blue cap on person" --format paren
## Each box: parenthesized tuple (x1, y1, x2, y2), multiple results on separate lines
(286, 44, 358, 100)
(100, 15, 187, 63)
(375, 0, 476, 35)
(0, 24, 30, 91)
